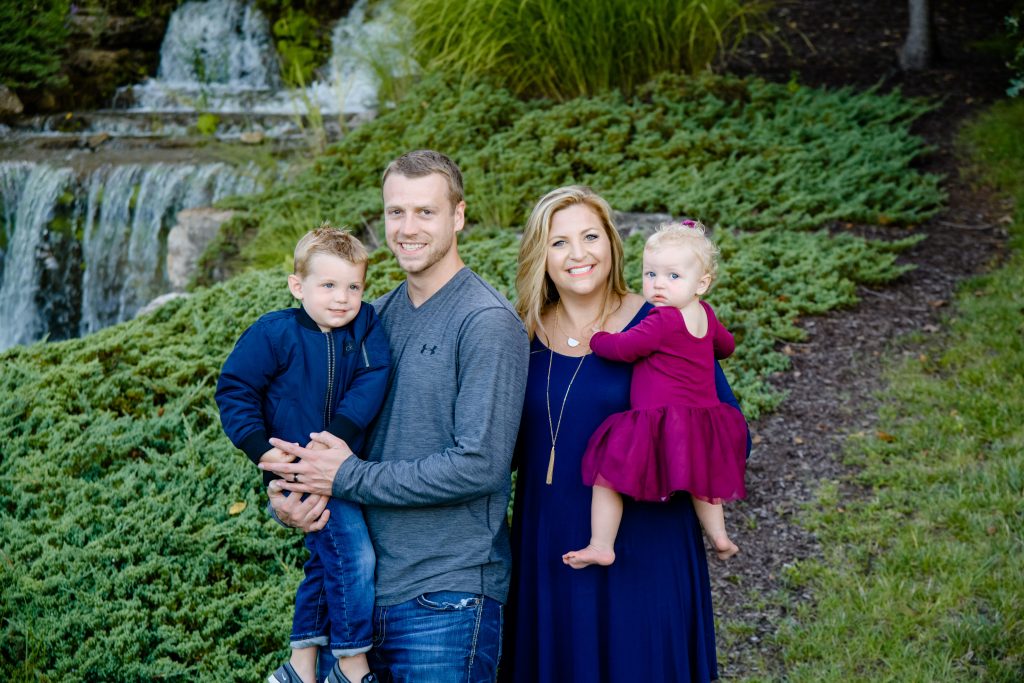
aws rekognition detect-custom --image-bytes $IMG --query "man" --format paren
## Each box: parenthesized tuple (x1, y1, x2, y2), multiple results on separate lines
(261, 150, 529, 682)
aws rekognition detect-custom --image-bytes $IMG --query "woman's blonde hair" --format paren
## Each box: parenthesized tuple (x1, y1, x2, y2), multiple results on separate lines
(515, 186, 628, 340)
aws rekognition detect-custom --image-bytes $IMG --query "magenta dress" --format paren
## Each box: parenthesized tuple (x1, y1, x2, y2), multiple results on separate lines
(581, 302, 747, 503)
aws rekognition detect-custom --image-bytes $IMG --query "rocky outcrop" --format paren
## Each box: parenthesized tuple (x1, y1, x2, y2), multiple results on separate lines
(68, 14, 166, 51)
(613, 211, 674, 238)
(166, 208, 235, 291)
(65, 48, 159, 110)
(0, 86, 25, 116)
(13, 11, 169, 114)
(136, 292, 190, 318)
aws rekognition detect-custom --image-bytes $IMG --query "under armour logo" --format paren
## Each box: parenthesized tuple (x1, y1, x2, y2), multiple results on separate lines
(421, 344, 438, 355)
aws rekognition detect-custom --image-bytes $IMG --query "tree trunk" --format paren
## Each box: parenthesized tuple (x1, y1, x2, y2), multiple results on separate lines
(899, 0, 934, 70)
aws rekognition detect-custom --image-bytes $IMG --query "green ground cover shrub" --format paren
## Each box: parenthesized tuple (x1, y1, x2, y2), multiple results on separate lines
(398, 0, 774, 100)
(0, 271, 299, 681)
(771, 100, 1024, 682)
(0, 224, 914, 679)
(208, 72, 943, 280)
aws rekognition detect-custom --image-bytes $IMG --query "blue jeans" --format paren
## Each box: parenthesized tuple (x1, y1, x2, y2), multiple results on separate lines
(364, 591, 504, 682)
(291, 496, 375, 657)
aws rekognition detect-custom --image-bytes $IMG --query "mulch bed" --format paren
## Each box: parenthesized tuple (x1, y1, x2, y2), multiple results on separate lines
(709, 1, 1016, 677)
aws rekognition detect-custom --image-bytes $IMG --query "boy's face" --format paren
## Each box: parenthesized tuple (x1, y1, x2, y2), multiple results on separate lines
(288, 253, 366, 332)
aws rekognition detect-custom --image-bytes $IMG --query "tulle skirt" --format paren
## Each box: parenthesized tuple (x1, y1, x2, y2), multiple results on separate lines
(582, 403, 748, 503)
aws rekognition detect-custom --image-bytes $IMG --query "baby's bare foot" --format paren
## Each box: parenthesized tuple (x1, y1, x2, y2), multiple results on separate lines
(562, 544, 615, 569)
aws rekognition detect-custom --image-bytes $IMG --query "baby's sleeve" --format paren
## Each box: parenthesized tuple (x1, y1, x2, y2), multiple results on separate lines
(590, 307, 669, 362)
(711, 310, 736, 360)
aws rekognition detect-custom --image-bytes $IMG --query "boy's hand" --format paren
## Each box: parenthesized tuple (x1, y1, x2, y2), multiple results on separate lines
(260, 446, 296, 464)
(307, 438, 331, 451)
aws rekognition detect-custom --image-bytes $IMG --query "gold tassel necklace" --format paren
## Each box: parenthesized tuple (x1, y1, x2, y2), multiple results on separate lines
(545, 347, 586, 485)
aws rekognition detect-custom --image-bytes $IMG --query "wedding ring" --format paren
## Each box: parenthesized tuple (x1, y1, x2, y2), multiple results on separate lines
(292, 473, 300, 483)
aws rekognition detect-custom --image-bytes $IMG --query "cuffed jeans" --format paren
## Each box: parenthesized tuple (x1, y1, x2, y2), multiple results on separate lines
(291, 496, 375, 657)
(365, 591, 503, 683)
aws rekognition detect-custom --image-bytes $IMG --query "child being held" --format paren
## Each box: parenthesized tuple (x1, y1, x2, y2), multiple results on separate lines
(563, 220, 748, 569)
(216, 225, 389, 683)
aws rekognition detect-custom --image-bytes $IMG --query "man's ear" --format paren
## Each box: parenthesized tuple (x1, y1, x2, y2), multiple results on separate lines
(287, 273, 303, 300)
(453, 200, 466, 233)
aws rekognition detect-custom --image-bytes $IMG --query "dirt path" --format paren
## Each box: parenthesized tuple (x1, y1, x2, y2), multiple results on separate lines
(711, 1, 1015, 677)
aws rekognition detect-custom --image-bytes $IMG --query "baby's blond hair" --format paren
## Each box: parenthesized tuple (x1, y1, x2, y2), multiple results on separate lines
(645, 219, 720, 286)
(293, 223, 369, 278)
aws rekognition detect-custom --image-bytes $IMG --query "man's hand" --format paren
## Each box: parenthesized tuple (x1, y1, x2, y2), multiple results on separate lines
(259, 446, 296, 464)
(260, 431, 355, 497)
(267, 479, 330, 532)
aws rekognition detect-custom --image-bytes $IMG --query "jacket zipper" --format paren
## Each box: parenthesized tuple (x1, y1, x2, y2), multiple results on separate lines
(323, 331, 335, 430)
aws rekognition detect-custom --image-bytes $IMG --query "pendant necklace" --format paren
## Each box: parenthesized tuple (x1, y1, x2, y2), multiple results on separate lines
(555, 301, 582, 348)
(545, 347, 586, 484)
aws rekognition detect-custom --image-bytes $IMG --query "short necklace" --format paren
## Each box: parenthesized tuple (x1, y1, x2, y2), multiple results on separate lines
(554, 301, 585, 348)
(545, 348, 586, 484)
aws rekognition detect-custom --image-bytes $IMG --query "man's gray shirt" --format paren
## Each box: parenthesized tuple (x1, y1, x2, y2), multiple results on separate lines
(332, 267, 529, 606)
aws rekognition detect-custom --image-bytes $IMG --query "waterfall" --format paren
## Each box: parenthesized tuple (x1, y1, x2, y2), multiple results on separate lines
(0, 163, 74, 350)
(130, 0, 281, 112)
(80, 162, 260, 335)
(0, 161, 262, 350)
(122, 0, 413, 119)
(158, 0, 281, 89)
(307, 0, 414, 114)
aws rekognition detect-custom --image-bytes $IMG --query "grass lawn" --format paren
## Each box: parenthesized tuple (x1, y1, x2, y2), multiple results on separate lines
(770, 100, 1024, 682)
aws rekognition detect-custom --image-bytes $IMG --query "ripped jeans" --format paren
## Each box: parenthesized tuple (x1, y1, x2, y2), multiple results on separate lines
(366, 591, 503, 682)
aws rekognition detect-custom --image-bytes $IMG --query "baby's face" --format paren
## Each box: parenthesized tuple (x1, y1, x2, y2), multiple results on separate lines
(641, 245, 710, 309)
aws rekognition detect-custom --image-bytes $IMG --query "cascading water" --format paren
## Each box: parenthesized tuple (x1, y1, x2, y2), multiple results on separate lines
(0, 0, 402, 352)
(0, 161, 261, 351)
(0, 164, 75, 350)
(122, 0, 412, 120)
(159, 0, 281, 88)
(130, 0, 281, 112)
(80, 161, 259, 334)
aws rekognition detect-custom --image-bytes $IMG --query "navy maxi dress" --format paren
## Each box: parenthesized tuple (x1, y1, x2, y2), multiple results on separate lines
(504, 304, 744, 682)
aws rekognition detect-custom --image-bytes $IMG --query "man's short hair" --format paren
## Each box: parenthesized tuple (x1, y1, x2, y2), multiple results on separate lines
(293, 223, 369, 278)
(382, 149, 464, 208)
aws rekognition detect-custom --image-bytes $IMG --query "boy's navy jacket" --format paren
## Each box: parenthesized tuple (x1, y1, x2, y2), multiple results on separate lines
(216, 303, 390, 482)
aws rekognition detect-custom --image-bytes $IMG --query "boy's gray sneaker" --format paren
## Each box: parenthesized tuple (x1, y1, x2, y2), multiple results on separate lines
(268, 661, 308, 683)
(326, 661, 378, 683)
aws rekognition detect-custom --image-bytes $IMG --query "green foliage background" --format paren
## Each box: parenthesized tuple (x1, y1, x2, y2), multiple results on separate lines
(206, 73, 943, 278)
(396, 0, 774, 99)
(0, 58, 950, 683)
(0, 0, 70, 90)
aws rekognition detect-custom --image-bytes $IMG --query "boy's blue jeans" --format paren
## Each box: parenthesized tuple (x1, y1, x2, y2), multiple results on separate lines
(290, 496, 375, 657)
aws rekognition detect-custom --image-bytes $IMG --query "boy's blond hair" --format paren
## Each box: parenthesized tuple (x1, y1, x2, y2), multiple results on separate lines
(645, 219, 720, 286)
(293, 223, 369, 278)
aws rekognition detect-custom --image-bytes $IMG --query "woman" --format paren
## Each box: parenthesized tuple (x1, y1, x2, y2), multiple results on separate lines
(503, 186, 746, 682)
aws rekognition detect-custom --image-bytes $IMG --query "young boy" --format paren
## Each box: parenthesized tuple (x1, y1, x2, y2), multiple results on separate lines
(216, 225, 388, 683)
